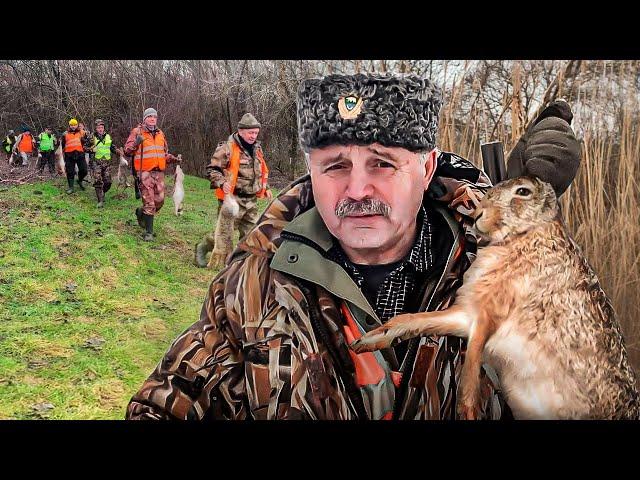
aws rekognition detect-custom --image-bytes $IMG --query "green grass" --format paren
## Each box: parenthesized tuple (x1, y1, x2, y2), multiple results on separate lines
(0, 174, 273, 419)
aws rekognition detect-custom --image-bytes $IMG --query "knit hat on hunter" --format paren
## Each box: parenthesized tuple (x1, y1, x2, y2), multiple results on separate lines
(237, 113, 261, 129)
(297, 73, 443, 153)
(143, 108, 158, 120)
(69, 118, 78, 126)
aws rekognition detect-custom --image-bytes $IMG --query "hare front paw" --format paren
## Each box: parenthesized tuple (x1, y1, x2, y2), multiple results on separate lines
(350, 325, 393, 353)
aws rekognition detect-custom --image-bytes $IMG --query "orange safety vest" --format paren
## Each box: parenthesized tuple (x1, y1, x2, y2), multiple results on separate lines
(63, 130, 85, 153)
(215, 140, 269, 200)
(133, 127, 167, 172)
(18, 132, 34, 153)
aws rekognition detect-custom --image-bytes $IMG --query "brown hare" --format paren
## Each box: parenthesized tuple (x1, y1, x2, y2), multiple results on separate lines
(115, 147, 132, 191)
(207, 194, 240, 269)
(172, 160, 185, 216)
(351, 176, 640, 420)
(54, 144, 65, 176)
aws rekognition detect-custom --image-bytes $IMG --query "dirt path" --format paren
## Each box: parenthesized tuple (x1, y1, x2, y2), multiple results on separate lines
(0, 157, 62, 187)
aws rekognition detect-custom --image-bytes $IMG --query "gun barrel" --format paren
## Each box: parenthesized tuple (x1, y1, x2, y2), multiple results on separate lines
(481, 141, 506, 185)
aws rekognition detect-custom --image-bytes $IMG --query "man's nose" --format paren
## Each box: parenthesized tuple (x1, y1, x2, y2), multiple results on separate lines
(344, 166, 375, 200)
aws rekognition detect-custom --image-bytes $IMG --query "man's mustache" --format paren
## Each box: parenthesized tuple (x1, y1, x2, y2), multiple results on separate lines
(335, 198, 391, 218)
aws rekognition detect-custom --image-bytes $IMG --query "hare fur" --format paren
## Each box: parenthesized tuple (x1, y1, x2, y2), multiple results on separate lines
(207, 195, 239, 269)
(173, 164, 185, 216)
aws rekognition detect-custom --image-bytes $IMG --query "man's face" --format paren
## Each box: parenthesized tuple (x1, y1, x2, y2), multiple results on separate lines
(144, 115, 158, 128)
(70, 124, 77, 131)
(238, 128, 259, 144)
(96, 125, 105, 135)
(309, 143, 437, 263)
(45, 128, 51, 134)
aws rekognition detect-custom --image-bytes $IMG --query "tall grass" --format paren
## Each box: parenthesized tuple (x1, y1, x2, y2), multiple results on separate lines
(564, 90, 640, 368)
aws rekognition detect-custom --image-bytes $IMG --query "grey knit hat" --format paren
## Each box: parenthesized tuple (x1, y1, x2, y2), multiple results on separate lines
(143, 107, 158, 120)
(297, 73, 443, 152)
(238, 113, 261, 129)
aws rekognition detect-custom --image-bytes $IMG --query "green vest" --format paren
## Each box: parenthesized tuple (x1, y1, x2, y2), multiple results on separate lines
(93, 133, 112, 160)
(4, 137, 12, 153)
(38, 133, 55, 152)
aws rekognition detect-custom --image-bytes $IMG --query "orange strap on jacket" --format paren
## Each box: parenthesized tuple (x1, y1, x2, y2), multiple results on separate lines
(341, 303, 386, 388)
(256, 148, 269, 198)
(341, 303, 403, 420)
(215, 141, 269, 200)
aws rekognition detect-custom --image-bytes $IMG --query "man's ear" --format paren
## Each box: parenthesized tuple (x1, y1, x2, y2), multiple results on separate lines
(423, 149, 438, 189)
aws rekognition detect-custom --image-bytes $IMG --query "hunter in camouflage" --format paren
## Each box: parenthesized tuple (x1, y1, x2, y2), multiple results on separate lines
(127, 74, 581, 420)
(194, 113, 272, 268)
(90, 119, 117, 208)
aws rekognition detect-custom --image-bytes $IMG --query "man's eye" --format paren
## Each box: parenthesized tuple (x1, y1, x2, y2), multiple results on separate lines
(375, 160, 395, 168)
(324, 164, 345, 172)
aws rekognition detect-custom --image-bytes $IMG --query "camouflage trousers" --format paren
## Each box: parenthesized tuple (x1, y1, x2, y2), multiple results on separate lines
(140, 170, 165, 216)
(92, 159, 113, 193)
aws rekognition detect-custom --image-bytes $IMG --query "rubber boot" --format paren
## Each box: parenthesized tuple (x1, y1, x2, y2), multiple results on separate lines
(96, 188, 104, 208)
(77, 178, 86, 191)
(135, 207, 144, 228)
(143, 214, 154, 241)
(66, 178, 74, 194)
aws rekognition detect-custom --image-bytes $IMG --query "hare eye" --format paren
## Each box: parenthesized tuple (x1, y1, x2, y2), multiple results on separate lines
(515, 187, 532, 196)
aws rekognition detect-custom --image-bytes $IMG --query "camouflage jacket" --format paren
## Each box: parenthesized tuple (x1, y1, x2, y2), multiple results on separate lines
(206, 133, 267, 196)
(127, 152, 508, 420)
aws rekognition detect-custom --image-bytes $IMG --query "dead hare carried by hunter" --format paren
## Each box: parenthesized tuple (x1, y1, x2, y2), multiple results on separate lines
(351, 176, 640, 420)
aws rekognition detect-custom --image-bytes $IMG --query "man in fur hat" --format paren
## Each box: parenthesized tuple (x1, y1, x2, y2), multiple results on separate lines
(127, 73, 580, 420)
(194, 113, 272, 268)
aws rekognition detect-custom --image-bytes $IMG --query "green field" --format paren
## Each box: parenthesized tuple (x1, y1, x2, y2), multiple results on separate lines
(0, 174, 272, 419)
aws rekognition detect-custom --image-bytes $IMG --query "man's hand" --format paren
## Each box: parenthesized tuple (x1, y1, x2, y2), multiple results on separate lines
(506, 99, 581, 197)
(265, 189, 273, 200)
(222, 182, 232, 194)
(134, 134, 144, 147)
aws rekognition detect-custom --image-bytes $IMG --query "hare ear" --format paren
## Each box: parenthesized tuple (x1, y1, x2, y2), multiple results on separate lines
(422, 149, 438, 189)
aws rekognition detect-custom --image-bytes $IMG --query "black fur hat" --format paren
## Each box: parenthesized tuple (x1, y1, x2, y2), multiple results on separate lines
(297, 73, 443, 153)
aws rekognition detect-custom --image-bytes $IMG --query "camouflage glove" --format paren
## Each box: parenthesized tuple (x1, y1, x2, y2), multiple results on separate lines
(506, 99, 581, 197)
